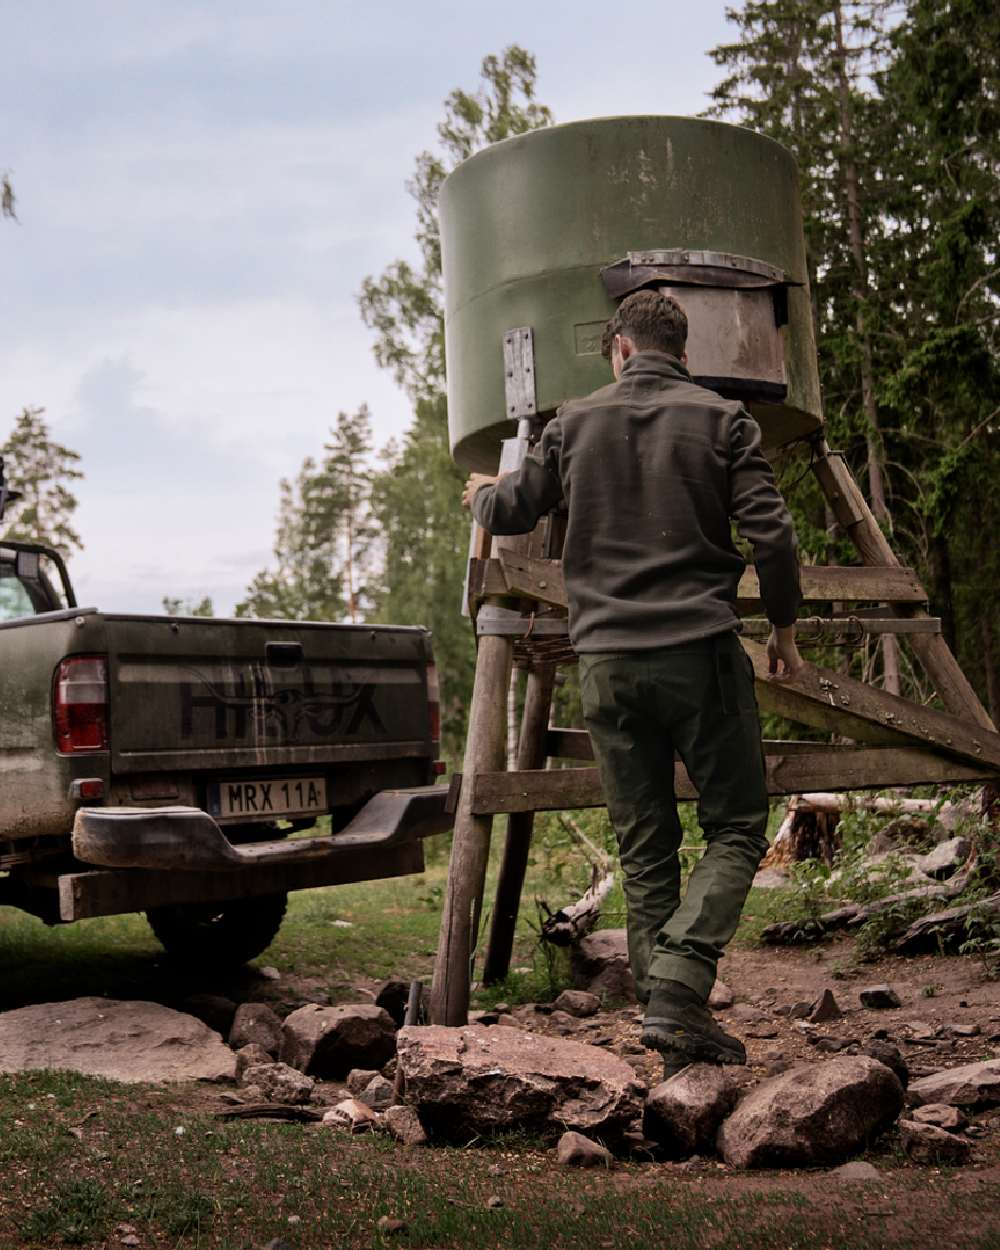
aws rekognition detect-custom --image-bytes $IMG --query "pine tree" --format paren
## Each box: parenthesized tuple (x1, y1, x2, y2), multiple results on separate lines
(236, 406, 375, 624)
(874, 0, 1000, 717)
(162, 595, 215, 617)
(0, 406, 83, 555)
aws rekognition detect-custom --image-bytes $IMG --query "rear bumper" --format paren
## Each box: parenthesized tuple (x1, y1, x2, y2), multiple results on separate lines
(72, 785, 454, 873)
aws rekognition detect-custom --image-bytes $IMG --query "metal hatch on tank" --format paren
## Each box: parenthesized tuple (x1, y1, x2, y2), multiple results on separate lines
(440, 114, 824, 470)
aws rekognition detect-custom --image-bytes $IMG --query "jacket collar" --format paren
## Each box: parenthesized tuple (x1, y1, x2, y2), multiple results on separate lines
(620, 351, 692, 383)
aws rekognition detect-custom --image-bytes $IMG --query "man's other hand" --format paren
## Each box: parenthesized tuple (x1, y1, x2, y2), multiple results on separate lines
(766, 624, 804, 680)
(462, 472, 499, 510)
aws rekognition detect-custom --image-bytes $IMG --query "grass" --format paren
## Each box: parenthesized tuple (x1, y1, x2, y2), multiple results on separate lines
(2, 1070, 999, 1250)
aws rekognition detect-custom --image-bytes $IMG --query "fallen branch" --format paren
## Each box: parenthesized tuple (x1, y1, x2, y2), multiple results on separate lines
(892, 891, 1000, 954)
(761, 852, 979, 945)
(539, 867, 616, 946)
(215, 1103, 322, 1123)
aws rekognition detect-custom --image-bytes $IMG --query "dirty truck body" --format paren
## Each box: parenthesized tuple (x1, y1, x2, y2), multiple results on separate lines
(0, 542, 449, 964)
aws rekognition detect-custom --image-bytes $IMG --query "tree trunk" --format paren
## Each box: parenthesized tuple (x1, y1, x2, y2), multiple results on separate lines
(981, 615, 1000, 729)
(832, 0, 899, 696)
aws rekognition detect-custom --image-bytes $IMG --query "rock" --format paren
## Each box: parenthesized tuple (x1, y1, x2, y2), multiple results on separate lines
(346, 1068, 381, 1096)
(361, 1075, 396, 1111)
(789, 1001, 813, 1020)
(234, 1043, 274, 1080)
(570, 929, 635, 1002)
(860, 985, 901, 1010)
(899, 1118, 972, 1164)
(809, 989, 843, 1023)
(548, 1010, 579, 1035)
(383, 1104, 428, 1146)
(0, 997, 236, 1083)
(395, 1024, 644, 1140)
(555, 1130, 615, 1168)
(229, 1003, 283, 1056)
(375, 980, 411, 1027)
(486, 1196, 504, 1209)
(947, 1023, 981, 1039)
(553, 990, 601, 1018)
(717, 1056, 904, 1169)
(862, 1042, 909, 1089)
(242, 1062, 315, 1105)
(908, 1060, 1000, 1110)
(708, 981, 735, 1011)
(377, 1216, 407, 1235)
(752, 868, 790, 889)
(643, 1064, 741, 1159)
(322, 1098, 380, 1133)
(280, 1004, 397, 1079)
(258, 966, 281, 981)
(180, 994, 238, 1036)
(496, 1014, 519, 1028)
(830, 1160, 880, 1181)
(469, 1010, 499, 1025)
(912, 1103, 967, 1132)
(729, 1004, 770, 1024)
(918, 837, 972, 880)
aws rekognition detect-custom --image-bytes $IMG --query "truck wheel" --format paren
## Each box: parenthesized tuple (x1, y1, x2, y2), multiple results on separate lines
(146, 893, 288, 969)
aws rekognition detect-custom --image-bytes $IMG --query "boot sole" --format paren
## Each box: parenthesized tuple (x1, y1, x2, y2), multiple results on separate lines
(641, 1019, 746, 1066)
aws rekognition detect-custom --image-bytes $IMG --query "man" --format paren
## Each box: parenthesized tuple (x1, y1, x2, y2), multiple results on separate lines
(463, 289, 803, 1067)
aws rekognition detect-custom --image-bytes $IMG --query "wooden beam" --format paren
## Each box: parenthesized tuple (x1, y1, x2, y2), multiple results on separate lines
(470, 746, 997, 816)
(489, 551, 929, 618)
(542, 729, 906, 763)
(744, 639, 1000, 768)
(740, 565, 926, 606)
(739, 615, 941, 640)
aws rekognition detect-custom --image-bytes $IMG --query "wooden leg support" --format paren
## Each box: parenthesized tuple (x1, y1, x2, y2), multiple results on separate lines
(429, 632, 513, 1025)
(812, 438, 995, 730)
(481, 663, 557, 986)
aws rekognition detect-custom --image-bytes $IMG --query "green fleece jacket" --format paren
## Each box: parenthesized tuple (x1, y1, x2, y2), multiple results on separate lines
(473, 351, 801, 653)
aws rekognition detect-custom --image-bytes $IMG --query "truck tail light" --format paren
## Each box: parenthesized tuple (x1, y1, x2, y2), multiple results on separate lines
(54, 656, 109, 753)
(427, 662, 441, 754)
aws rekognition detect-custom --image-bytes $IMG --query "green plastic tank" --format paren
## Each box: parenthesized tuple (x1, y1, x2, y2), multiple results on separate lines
(440, 115, 823, 471)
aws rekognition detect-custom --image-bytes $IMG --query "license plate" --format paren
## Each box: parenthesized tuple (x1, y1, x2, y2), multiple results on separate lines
(209, 776, 327, 819)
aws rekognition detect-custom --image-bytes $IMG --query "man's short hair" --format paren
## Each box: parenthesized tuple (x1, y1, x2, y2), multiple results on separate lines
(601, 288, 688, 360)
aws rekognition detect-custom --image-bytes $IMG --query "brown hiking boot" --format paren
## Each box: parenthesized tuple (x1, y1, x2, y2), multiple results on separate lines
(641, 979, 747, 1065)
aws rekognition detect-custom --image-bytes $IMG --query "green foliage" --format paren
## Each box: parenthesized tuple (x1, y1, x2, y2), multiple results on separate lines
(161, 594, 214, 617)
(1, 405, 83, 556)
(368, 395, 471, 753)
(19, 1177, 116, 1245)
(361, 48, 553, 753)
(358, 46, 552, 402)
(710, 0, 1000, 712)
(236, 405, 374, 623)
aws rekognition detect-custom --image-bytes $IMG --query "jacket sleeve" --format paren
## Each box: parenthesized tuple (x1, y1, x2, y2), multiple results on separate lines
(729, 410, 802, 628)
(472, 422, 564, 535)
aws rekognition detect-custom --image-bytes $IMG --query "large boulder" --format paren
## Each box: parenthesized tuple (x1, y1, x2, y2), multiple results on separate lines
(917, 837, 971, 880)
(570, 930, 635, 1002)
(0, 997, 236, 1083)
(395, 1024, 644, 1140)
(280, 1004, 397, 1078)
(908, 1059, 1000, 1110)
(643, 1064, 741, 1159)
(717, 1056, 904, 1169)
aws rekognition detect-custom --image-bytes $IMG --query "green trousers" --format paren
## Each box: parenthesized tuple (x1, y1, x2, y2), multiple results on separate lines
(578, 631, 769, 1003)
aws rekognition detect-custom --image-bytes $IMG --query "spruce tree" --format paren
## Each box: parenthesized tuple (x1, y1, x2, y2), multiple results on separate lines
(0, 406, 83, 556)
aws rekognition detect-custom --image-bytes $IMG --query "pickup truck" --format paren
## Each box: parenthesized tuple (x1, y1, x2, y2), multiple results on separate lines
(0, 534, 451, 967)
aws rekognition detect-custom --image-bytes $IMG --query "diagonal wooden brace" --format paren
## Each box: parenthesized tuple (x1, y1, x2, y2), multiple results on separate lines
(743, 640, 1000, 770)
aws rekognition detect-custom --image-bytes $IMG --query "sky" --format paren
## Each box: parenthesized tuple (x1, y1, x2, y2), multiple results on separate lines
(2, 1, 734, 615)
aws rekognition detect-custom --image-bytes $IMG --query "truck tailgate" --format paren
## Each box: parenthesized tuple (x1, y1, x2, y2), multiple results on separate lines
(103, 616, 434, 775)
